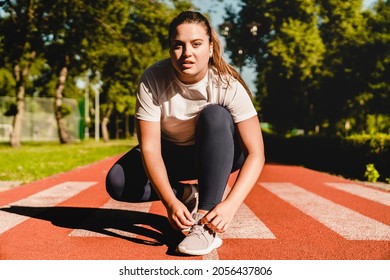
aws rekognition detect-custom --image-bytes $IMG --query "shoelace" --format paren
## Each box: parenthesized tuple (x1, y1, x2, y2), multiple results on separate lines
(188, 222, 213, 239)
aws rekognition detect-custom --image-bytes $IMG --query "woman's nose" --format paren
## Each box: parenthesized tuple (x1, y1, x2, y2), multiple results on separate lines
(183, 45, 192, 57)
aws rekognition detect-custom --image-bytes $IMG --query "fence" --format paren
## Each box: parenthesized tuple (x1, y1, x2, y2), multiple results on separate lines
(0, 96, 82, 142)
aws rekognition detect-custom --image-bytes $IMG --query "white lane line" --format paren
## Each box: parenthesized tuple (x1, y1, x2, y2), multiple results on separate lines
(220, 186, 275, 239)
(71, 183, 275, 261)
(0, 182, 96, 235)
(202, 203, 276, 260)
(69, 199, 152, 237)
(73, 186, 275, 240)
(325, 182, 390, 207)
(220, 202, 276, 239)
(203, 249, 219, 260)
(201, 186, 277, 260)
(260, 183, 390, 241)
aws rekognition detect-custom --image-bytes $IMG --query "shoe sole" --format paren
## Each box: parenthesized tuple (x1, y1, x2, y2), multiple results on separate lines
(176, 236, 222, 256)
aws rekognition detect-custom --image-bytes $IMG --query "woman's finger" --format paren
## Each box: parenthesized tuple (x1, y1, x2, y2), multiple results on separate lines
(201, 211, 215, 225)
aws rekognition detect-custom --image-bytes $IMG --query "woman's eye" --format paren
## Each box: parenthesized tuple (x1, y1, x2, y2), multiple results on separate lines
(172, 42, 183, 50)
(193, 42, 201, 47)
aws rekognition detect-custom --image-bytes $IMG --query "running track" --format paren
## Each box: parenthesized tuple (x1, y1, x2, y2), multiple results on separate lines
(0, 156, 389, 260)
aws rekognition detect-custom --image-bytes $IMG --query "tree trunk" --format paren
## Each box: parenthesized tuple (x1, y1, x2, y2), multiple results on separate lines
(102, 105, 113, 142)
(115, 110, 120, 139)
(130, 115, 136, 137)
(10, 64, 25, 148)
(54, 61, 71, 144)
(10, 51, 36, 148)
(124, 114, 130, 139)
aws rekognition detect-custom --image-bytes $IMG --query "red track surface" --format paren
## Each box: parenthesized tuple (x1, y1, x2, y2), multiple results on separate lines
(0, 156, 389, 260)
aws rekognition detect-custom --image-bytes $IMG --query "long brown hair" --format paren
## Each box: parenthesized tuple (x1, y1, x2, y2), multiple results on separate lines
(168, 11, 252, 97)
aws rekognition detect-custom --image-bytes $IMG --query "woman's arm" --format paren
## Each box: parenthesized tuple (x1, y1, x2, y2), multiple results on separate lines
(136, 119, 195, 230)
(202, 115, 265, 232)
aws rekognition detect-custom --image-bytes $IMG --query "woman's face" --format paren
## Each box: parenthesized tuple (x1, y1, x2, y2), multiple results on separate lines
(170, 23, 212, 84)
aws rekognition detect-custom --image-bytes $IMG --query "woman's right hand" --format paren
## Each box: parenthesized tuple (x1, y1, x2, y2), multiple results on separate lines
(166, 199, 196, 231)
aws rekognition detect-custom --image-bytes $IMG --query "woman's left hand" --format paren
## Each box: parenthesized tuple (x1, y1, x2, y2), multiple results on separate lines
(200, 200, 239, 233)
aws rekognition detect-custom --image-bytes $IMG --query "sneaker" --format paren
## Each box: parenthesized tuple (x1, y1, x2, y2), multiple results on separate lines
(176, 213, 222, 256)
(181, 184, 199, 215)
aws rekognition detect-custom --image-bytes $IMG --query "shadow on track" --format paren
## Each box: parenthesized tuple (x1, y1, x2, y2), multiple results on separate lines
(0, 205, 185, 256)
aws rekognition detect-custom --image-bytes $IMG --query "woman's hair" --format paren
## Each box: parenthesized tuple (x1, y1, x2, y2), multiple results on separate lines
(168, 11, 252, 97)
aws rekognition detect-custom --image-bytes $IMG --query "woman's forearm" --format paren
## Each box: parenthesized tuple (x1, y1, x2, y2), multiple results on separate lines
(137, 120, 178, 208)
(224, 152, 265, 209)
(141, 148, 178, 208)
(224, 116, 265, 210)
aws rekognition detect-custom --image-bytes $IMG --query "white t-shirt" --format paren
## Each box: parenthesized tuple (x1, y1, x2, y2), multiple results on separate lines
(136, 58, 257, 145)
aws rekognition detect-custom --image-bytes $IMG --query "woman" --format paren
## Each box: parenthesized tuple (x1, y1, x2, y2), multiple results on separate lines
(106, 10, 265, 256)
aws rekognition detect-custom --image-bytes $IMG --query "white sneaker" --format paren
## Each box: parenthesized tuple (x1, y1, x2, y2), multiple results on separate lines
(176, 213, 222, 256)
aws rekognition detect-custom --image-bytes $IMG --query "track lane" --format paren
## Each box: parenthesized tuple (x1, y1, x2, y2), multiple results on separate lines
(0, 157, 389, 260)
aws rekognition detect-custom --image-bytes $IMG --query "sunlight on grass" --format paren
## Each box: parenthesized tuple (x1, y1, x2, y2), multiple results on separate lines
(0, 138, 138, 184)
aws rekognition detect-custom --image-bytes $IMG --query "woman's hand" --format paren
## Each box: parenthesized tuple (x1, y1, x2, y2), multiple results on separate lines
(201, 200, 239, 233)
(166, 199, 196, 231)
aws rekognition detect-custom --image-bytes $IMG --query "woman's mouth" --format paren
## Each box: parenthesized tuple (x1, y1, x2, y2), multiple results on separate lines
(182, 60, 194, 69)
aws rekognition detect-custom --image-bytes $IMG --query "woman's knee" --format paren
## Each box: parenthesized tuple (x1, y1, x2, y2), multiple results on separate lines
(106, 163, 126, 200)
(105, 146, 149, 202)
(196, 104, 234, 133)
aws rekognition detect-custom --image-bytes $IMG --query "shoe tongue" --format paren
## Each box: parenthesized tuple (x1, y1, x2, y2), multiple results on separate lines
(192, 212, 205, 222)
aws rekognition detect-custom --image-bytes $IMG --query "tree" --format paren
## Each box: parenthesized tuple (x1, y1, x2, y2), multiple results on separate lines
(221, 0, 387, 136)
(361, 0, 390, 133)
(0, 0, 45, 147)
(221, 0, 325, 134)
(316, 0, 370, 134)
(35, 0, 133, 143)
(0, 0, 194, 145)
(98, 0, 192, 139)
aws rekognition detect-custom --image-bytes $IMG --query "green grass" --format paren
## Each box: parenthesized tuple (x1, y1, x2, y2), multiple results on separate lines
(0, 138, 138, 184)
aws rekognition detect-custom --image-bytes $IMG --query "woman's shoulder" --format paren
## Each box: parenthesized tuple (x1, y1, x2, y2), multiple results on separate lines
(138, 59, 174, 96)
(149, 58, 171, 70)
(142, 58, 172, 80)
(209, 66, 238, 90)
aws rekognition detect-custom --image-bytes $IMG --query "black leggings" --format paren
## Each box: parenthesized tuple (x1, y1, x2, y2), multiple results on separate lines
(105, 104, 244, 211)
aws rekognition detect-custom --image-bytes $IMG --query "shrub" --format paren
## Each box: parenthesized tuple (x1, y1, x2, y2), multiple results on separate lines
(345, 133, 390, 154)
(263, 132, 390, 182)
(364, 164, 380, 182)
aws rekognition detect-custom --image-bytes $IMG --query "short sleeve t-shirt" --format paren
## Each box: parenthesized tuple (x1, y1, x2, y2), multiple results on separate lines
(136, 58, 257, 145)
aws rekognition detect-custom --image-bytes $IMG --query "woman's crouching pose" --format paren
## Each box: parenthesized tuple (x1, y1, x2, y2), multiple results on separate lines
(106, 10, 265, 256)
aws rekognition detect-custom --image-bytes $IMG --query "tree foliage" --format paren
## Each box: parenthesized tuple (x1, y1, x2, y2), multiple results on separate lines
(0, 0, 192, 144)
(364, 0, 390, 117)
(221, 0, 325, 133)
(221, 0, 389, 136)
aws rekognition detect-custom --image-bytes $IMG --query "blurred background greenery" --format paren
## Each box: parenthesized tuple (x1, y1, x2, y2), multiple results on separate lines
(0, 0, 388, 182)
